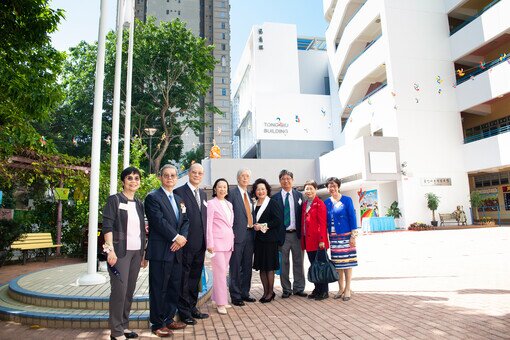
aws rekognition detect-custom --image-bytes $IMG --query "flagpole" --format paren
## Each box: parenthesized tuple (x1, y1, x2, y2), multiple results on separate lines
(109, 0, 125, 195)
(123, 0, 135, 169)
(77, 0, 109, 286)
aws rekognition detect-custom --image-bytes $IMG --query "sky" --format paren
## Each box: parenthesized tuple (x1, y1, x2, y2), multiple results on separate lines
(49, 0, 328, 79)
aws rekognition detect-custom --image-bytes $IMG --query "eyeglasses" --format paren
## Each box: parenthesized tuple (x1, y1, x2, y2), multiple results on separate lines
(162, 174, 177, 179)
(126, 176, 140, 181)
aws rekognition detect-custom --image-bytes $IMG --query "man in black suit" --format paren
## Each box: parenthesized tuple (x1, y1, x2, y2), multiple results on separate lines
(228, 168, 256, 306)
(145, 164, 189, 337)
(272, 169, 307, 298)
(174, 163, 209, 325)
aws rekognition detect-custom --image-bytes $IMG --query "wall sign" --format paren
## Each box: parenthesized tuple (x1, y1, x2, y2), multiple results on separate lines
(420, 178, 452, 186)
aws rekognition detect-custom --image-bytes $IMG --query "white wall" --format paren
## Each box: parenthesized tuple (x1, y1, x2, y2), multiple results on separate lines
(298, 50, 330, 95)
(254, 93, 333, 141)
(463, 133, 510, 172)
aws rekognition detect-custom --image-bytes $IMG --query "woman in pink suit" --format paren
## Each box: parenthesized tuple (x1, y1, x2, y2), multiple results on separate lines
(206, 178, 235, 315)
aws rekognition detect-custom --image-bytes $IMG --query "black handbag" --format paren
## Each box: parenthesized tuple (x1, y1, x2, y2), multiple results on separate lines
(307, 249, 339, 284)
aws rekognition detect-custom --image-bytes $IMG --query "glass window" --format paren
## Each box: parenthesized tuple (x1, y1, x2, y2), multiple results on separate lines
(221, 22, 226, 29)
(222, 88, 226, 96)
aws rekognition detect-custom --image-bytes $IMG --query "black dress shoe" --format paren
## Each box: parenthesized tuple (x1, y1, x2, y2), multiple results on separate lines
(124, 331, 139, 338)
(294, 291, 308, 297)
(308, 292, 317, 299)
(181, 317, 197, 325)
(191, 310, 209, 319)
(232, 299, 245, 306)
(242, 296, 256, 302)
(281, 291, 291, 298)
(315, 292, 329, 300)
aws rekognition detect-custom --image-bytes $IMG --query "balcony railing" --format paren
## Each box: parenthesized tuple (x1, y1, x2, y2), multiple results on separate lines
(450, 0, 501, 35)
(456, 53, 509, 85)
(345, 34, 382, 70)
(464, 125, 510, 143)
(342, 81, 387, 130)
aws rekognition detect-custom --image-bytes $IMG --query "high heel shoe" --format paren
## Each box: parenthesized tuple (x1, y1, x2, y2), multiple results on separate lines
(261, 292, 275, 303)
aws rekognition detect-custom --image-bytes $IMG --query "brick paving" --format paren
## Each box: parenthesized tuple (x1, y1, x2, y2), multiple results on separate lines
(1, 227, 509, 339)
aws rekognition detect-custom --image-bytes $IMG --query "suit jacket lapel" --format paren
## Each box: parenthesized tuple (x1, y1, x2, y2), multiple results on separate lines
(158, 187, 177, 224)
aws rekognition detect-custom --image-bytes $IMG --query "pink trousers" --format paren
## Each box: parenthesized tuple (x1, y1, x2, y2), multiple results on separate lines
(211, 250, 232, 306)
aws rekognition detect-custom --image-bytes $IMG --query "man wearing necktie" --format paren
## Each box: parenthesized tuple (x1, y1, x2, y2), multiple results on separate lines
(227, 168, 256, 306)
(145, 165, 189, 337)
(271, 169, 307, 298)
(174, 163, 209, 324)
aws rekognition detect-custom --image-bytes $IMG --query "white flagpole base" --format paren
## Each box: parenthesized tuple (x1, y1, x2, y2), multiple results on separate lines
(76, 272, 107, 286)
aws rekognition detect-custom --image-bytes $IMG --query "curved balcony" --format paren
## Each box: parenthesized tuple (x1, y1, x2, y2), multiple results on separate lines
(450, 0, 509, 61)
(456, 58, 510, 112)
(325, 0, 367, 61)
(331, 0, 381, 81)
(339, 37, 386, 113)
(323, 0, 337, 22)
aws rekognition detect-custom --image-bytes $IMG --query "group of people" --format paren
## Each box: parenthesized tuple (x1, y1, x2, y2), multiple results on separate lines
(102, 164, 358, 339)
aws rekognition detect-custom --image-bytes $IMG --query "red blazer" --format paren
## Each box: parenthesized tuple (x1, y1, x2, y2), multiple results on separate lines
(301, 196, 329, 252)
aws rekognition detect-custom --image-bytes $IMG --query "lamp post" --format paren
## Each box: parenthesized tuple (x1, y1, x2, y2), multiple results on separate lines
(144, 127, 158, 173)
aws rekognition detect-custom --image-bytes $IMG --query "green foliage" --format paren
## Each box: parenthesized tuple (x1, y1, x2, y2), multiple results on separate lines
(181, 148, 205, 171)
(0, 219, 31, 265)
(469, 191, 483, 209)
(386, 201, 402, 219)
(425, 192, 440, 222)
(0, 0, 65, 153)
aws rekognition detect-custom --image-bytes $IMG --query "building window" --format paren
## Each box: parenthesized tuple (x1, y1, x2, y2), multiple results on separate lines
(166, 9, 169, 14)
(178, 10, 180, 15)
(219, 12, 225, 18)
(222, 88, 227, 96)
(221, 22, 226, 29)
(221, 44, 226, 50)
(221, 55, 226, 66)
(221, 78, 225, 84)
(222, 33, 226, 39)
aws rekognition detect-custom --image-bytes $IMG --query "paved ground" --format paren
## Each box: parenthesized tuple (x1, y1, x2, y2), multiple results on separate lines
(1, 227, 509, 339)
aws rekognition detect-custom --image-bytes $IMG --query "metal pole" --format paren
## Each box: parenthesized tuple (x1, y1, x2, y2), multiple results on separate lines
(123, 0, 135, 169)
(109, 0, 125, 195)
(77, 0, 109, 286)
(148, 134, 153, 174)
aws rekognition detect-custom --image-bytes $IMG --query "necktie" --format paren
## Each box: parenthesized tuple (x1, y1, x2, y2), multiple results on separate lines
(284, 192, 291, 227)
(194, 188, 201, 211)
(243, 191, 253, 227)
(169, 194, 179, 220)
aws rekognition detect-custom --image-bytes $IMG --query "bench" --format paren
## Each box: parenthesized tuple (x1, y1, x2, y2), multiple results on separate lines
(10, 233, 61, 265)
(439, 213, 459, 226)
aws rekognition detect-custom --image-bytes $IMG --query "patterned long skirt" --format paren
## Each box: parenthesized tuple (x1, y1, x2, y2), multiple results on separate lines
(329, 231, 358, 269)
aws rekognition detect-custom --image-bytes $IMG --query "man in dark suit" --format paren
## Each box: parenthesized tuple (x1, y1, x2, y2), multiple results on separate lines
(145, 164, 189, 337)
(174, 163, 209, 325)
(227, 168, 256, 306)
(271, 169, 307, 298)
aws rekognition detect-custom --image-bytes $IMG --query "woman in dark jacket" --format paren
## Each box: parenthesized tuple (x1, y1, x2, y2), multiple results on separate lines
(251, 178, 282, 303)
(102, 167, 147, 340)
(301, 180, 329, 300)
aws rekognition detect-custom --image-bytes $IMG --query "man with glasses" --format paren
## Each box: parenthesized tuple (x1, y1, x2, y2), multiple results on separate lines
(145, 165, 189, 337)
(174, 163, 209, 324)
(272, 169, 307, 298)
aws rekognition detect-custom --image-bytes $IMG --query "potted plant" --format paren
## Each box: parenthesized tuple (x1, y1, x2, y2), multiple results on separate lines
(469, 191, 483, 224)
(425, 193, 440, 227)
(386, 201, 402, 228)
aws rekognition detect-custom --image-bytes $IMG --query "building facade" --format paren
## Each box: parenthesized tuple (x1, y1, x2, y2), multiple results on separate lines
(135, 0, 232, 157)
(232, 23, 337, 159)
(321, 0, 510, 225)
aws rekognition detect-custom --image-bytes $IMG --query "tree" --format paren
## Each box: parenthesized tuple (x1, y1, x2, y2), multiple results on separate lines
(42, 17, 221, 172)
(131, 17, 221, 172)
(425, 192, 440, 225)
(0, 0, 65, 155)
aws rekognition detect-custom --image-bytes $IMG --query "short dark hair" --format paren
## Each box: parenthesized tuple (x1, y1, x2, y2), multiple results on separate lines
(120, 166, 141, 182)
(303, 179, 318, 189)
(278, 169, 294, 180)
(326, 177, 341, 188)
(251, 178, 271, 197)
(212, 178, 230, 198)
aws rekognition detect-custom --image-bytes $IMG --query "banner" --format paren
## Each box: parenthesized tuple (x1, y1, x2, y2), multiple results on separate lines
(54, 188, 70, 201)
(359, 189, 379, 221)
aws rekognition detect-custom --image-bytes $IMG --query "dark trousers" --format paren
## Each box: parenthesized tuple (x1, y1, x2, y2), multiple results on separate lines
(307, 250, 329, 294)
(177, 247, 205, 318)
(108, 250, 142, 337)
(229, 231, 254, 300)
(149, 258, 182, 331)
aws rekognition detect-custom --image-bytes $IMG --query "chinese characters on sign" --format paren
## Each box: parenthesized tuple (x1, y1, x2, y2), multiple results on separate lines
(420, 178, 452, 186)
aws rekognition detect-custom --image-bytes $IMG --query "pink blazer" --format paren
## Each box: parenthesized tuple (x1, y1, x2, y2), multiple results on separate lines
(206, 197, 235, 252)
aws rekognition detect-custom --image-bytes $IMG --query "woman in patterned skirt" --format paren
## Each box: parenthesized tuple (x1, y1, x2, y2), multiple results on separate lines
(324, 177, 358, 301)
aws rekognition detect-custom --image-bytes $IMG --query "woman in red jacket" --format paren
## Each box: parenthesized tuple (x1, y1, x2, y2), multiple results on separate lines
(301, 180, 330, 300)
